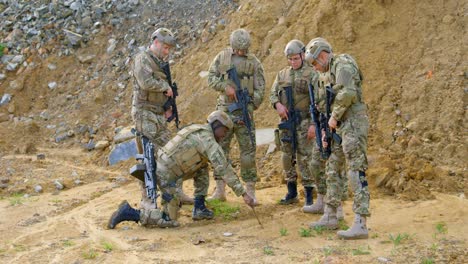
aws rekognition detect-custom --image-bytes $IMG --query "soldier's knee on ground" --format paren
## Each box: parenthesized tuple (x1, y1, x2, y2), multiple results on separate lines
(140, 208, 179, 228)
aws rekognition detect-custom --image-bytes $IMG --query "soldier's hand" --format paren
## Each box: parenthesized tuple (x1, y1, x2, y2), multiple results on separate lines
(275, 102, 289, 120)
(164, 107, 173, 119)
(307, 125, 316, 140)
(321, 130, 328, 148)
(225, 85, 237, 101)
(328, 116, 338, 129)
(164, 88, 174, 98)
(242, 192, 255, 207)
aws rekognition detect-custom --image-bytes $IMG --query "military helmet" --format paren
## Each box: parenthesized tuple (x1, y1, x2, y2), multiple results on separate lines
(305, 37, 332, 61)
(207, 110, 234, 130)
(151, 28, 176, 46)
(284, 39, 305, 57)
(230, 29, 251, 50)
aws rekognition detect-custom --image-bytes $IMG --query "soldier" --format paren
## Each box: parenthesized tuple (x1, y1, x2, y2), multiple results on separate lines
(304, 71, 346, 219)
(269, 40, 320, 210)
(108, 111, 256, 229)
(207, 29, 266, 204)
(131, 28, 192, 210)
(305, 38, 370, 239)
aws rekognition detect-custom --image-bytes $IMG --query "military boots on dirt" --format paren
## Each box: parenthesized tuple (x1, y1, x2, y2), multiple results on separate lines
(279, 181, 298, 205)
(337, 214, 368, 239)
(192, 196, 214, 220)
(303, 193, 324, 214)
(108, 200, 140, 229)
(208, 180, 226, 201)
(309, 204, 338, 229)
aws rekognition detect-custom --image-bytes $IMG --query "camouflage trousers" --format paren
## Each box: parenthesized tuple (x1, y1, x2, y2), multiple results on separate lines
(278, 117, 314, 187)
(214, 109, 257, 183)
(133, 109, 172, 209)
(310, 140, 348, 197)
(325, 114, 370, 216)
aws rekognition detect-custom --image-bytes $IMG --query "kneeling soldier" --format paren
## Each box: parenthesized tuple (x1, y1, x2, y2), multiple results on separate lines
(108, 111, 255, 229)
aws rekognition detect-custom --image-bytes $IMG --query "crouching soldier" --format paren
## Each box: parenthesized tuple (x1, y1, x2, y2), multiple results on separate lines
(108, 111, 255, 229)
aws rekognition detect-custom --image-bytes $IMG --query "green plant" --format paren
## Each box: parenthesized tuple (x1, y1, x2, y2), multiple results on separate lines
(323, 247, 333, 257)
(0, 43, 6, 57)
(351, 246, 371, 256)
(102, 241, 113, 252)
(371, 233, 379, 239)
(421, 257, 435, 264)
(63, 240, 74, 247)
(388, 233, 411, 247)
(430, 243, 438, 251)
(263, 246, 274, 255)
(313, 225, 325, 235)
(206, 199, 240, 220)
(299, 227, 313, 237)
(280, 228, 288, 236)
(9, 193, 25, 206)
(435, 222, 447, 234)
(50, 199, 62, 204)
(13, 244, 27, 252)
(82, 249, 98, 259)
(338, 220, 349, 230)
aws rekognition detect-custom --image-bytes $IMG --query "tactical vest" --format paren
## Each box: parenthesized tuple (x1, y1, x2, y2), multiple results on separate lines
(278, 64, 316, 113)
(132, 50, 167, 114)
(158, 124, 211, 177)
(330, 54, 367, 119)
(217, 48, 256, 107)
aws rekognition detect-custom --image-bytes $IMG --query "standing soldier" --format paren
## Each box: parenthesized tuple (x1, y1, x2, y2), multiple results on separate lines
(108, 111, 255, 229)
(305, 38, 370, 239)
(269, 40, 319, 210)
(131, 28, 192, 210)
(207, 29, 266, 204)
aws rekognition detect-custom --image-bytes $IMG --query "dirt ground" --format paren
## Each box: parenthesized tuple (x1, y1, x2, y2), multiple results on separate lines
(0, 0, 467, 263)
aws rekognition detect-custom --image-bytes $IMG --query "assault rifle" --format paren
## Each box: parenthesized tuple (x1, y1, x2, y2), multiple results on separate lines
(308, 83, 327, 159)
(278, 86, 300, 165)
(226, 67, 255, 147)
(129, 129, 158, 206)
(161, 62, 180, 129)
(323, 84, 342, 148)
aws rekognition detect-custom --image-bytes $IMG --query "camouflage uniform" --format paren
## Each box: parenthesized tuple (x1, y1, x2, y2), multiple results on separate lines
(312, 72, 348, 199)
(324, 54, 370, 216)
(270, 63, 319, 187)
(139, 124, 246, 225)
(208, 48, 265, 183)
(131, 49, 172, 207)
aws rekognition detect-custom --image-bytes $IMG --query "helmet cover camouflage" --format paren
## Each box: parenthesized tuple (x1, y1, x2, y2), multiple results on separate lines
(207, 110, 234, 130)
(230, 29, 251, 50)
(151, 28, 176, 46)
(284, 39, 305, 57)
(305, 37, 332, 61)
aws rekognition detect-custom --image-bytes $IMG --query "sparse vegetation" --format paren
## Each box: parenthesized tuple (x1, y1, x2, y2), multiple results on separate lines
(82, 249, 98, 259)
(206, 199, 240, 220)
(63, 240, 74, 247)
(280, 228, 288, 236)
(263, 246, 274, 255)
(338, 220, 349, 230)
(351, 246, 371, 256)
(435, 222, 448, 236)
(13, 244, 27, 252)
(421, 257, 435, 264)
(313, 225, 325, 235)
(299, 227, 313, 237)
(389, 233, 412, 247)
(323, 247, 333, 257)
(102, 241, 114, 252)
(9, 193, 25, 206)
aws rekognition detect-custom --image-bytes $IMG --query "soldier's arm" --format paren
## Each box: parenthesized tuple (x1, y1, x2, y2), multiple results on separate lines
(269, 73, 281, 109)
(331, 64, 358, 121)
(134, 54, 171, 92)
(252, 59, 266, 110)
(207, 54, 231, 92)
(199, 135, 245, 196)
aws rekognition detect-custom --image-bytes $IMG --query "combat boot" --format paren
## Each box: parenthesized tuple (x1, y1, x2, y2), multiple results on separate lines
(192, 196, 214, 220)
(337, 202, 344, 220)
(303, 193, 324, 214)
(279, 181, 298, 205)
(207, 180, 226, 201)
(337, 214, 368, 239)
(177, 187, 194, 205)
(108, 200, 140, 229)
(245, 181, 258, 205)
(309, 205, 338, 230)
